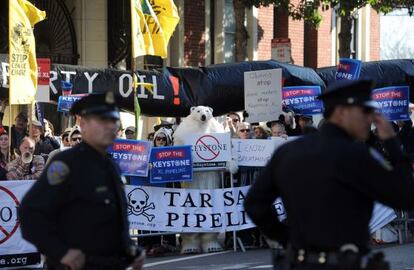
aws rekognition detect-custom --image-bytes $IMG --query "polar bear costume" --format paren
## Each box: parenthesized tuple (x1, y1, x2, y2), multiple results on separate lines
(173, 106, 236, 254)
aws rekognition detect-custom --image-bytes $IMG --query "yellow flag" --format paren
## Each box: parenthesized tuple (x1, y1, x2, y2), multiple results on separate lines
(9, 0, 46, 104)
(131, 0, 179, 59)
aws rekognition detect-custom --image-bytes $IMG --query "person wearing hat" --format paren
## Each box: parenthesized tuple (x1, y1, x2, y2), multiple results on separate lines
(125, 126, 136, 140)
(245, 79, 414, 269)
(19, 92, 145, 270)
(61, 127, 72, 148)
(46, 126, 82, 165)
(30, 120, 55, 161)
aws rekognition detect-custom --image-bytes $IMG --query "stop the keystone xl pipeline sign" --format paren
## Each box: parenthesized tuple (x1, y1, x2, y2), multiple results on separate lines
(183, 132, 231, 171)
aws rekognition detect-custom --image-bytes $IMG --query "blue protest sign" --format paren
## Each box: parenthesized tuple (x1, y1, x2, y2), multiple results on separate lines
(150, 146, 192, 184)
(372, 86, 410, 121)
(108, 139, 151, 176)
(57, 94, 87, 112)
(335, 58, 362, 80)
(282, 86, 323, 115)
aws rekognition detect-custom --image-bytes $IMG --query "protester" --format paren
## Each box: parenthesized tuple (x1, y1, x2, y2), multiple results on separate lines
(0, 112, 29, 154)
(147, 132, 155, 141)
(291, 114, 314, 135)
(43, 119, 60, 149)
(245, 79, 414, 269)
(47, 127, 79, 164)
(125, 126, 136, 139)
(0, 131, 10, 179)
(270, 122, 288, 139)
(30, 120, 55, 160)
(253, 125, 268, 139)
(117, 122, 124, 138)
(61, 127, 72, 148)
(19, 93, 145, 270)
(224, 112, 241, 138)
(236, 122, 252, 139)
(68, 125, 82, 147)
(6, 137, 44, 180)
(153, 127, 173, 147)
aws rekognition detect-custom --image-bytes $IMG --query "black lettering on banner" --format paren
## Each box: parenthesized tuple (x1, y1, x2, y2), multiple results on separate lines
(226, 212, 240, 226)
(0, 252, 41, 268)
(183, 213, 190, 227)
(166, 212, 179, 227)
(181, 193, 196, 208)
(200, 193, 212, 208)
(211, 213, 222, 228)
(223, 191, 234, 206)
(237, 190, 246, 205)
(0, 207, 12, 222)
(240, 210, 248, 225)
(195, 214, 206, 227)
(164, 191, 181, 206)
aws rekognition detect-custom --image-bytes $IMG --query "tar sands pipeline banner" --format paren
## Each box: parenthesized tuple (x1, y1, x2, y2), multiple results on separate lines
(0, 181, 41, 269)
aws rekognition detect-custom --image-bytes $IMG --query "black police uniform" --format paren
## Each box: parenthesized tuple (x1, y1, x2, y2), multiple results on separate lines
(19, 93, 138, 270)
(244, 80, 414, 270)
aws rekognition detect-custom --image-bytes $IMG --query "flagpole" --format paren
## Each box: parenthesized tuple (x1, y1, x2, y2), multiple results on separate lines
(8, 0, 12, 162)
(130, 0, 139, 140)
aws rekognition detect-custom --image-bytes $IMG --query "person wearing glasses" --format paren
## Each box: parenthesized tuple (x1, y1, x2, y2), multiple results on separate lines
(224, 112, 241, 138)
(153, 127, 172, 147)
(46, 127, 75, 165)
(125, 126, 136, 140)
(236, 122, 252, 139)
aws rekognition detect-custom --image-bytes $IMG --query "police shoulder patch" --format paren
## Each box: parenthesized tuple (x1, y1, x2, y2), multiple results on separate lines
(47, 161, 70, 185)
(369, 148, 393, 171)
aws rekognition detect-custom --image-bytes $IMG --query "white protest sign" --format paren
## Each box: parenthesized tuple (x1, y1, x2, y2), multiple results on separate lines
(0, 180, 42, 269)
(232, 139, 277, 167)
(183, 132, 231, 171)
(244, 69, 282, 123)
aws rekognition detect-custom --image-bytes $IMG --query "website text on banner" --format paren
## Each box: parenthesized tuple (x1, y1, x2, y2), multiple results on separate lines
(107, 139, 151, 176)
(372, 86, 410, 121)
(282, 86, 323, 115)
(0, 181, 41, 269)
(335, 58, 362, 81)
(244, 69, 283, 123)
(183, 133, 231, 171)
(150, 145, 193, 184)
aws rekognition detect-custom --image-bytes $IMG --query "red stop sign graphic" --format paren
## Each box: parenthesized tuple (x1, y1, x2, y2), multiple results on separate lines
(0, 186, 20, 244)
(195, 135, 221, 161)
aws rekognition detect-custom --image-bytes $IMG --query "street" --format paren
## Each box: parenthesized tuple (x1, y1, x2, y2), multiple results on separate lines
(143, 243, 414, 270)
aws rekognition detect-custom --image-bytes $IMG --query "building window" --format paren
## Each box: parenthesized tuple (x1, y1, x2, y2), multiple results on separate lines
(224, 0, 236, 63)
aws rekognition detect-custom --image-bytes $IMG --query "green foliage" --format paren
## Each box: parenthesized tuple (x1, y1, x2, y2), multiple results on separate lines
(241, 0, 414, 28)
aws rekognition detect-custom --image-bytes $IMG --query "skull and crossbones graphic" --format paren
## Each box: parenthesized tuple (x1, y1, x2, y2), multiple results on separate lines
(127, 188, 155, 222)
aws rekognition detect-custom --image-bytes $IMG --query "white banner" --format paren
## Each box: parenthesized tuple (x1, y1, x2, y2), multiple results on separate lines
(126, 185, 256, 232)
(232, 139, 277, 167)
(244, 69, 283, 123)
(183, 132, 231, 171)
(0, 180, 42, 269)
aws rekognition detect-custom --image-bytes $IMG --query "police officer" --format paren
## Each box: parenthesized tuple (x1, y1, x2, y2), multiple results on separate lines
(19, 92, 145, 270)
(244, 79, 414, 270)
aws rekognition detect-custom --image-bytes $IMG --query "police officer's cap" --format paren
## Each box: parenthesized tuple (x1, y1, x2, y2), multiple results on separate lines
(318, 79, 379, 109)
(70, 92, 120, 120)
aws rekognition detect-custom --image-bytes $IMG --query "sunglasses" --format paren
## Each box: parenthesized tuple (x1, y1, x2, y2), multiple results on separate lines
(156, 137, 167, 142)
(125, 131, 134, 135)
(239, 129, 250, 133)
(232, 119, 239, 123)
(71, 137, 82, 142)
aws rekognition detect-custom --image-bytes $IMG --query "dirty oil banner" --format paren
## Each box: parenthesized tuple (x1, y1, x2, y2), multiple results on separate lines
(1, 59, 326, 116)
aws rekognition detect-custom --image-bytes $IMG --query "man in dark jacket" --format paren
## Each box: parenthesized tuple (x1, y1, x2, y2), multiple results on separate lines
(19, 92, 144, 270)
(245, 79, 414, 269)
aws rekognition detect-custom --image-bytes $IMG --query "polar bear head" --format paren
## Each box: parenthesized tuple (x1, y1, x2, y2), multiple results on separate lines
(189, 106, 214, 123)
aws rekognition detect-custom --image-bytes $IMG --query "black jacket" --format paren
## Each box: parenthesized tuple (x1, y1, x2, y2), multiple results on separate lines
(19, 142, 133, 263)
(245, 123, 414, 251)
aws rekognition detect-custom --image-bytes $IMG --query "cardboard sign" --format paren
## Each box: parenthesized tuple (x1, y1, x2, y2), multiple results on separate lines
(335, 58, 362, 80)
(372, 86, 410, 121)
(0, 181, 42, 269)
(150, 146, 193, 184)
(244, 69, 283, 123)
(282, 86, 323, 115)
(232, 139, 277, 167)
(57, 94, 87, 113)
(35, 58, 50, 102)
(108, 139, 151, 176)
(183, 133, 231, 171)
